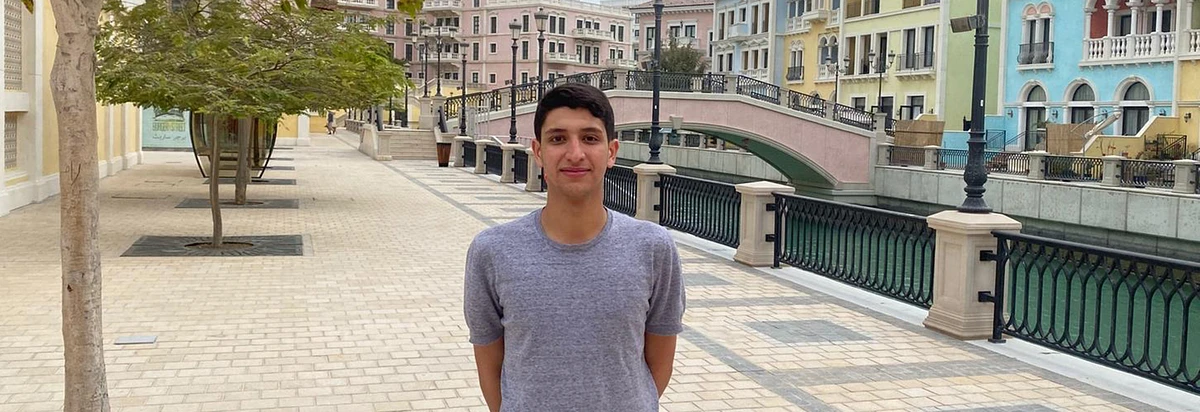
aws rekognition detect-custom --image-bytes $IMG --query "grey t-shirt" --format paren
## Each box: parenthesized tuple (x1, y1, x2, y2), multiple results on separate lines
(463, 208, 686, 411)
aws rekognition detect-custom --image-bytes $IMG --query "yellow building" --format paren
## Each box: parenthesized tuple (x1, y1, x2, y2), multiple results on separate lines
(1179, 58, 1200, 156)
(780, 0, 841, 101)
(2, 1, 143, 217)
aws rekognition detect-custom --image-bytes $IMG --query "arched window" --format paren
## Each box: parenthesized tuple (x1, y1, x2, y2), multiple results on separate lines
(1022, 84, 1048, 150)
(1026, 85, 1047, 102)
(1121, 82, 1151, 135)
(1069, 84, 1095, 124)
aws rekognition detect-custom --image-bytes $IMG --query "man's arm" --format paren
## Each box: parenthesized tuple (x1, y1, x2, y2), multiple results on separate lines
(473, 338, 504, 412)
(644, 333, 677, 397)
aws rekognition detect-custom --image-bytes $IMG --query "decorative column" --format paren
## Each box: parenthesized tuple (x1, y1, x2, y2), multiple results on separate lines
(1106, 1, 1119, 59)
(1101, 155, 1124, 186)
(632, 163, 676, 223)
(923, 211, 1023, 340)
(474, 139, 489, 174)
(500, 143, 523, 183)
(733, 182, 795, 267)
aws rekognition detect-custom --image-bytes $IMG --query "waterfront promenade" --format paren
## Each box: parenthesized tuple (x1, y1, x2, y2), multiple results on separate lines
(0, 132, 1193, 411)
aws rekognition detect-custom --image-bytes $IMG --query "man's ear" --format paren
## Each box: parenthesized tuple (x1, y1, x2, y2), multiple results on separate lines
(607, 138, 619, 167)
(532, 138, 543, 168)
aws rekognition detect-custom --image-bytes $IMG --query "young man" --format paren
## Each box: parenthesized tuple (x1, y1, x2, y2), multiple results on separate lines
(463, 83, 685, 411)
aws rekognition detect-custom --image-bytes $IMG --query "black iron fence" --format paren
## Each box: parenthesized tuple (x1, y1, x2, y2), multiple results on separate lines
(659, 174, 740, 248)
(484, 144, 503, 176)
(603, 165, 637, 216)
(988, 231, 1200, 393)
(774, 194, 935, 308)
(888, 146, 925, 167)
(462, 140, 476, 168)
(898, 52, 935, 71)
(833, 103, 876, 130)
(735, 76, 781, 104)
(985, 152, 1031, 176)
(1120, 160, 1176, 189)
(1044, 155, 1102, 182)
(784, 89, 825, 117)
(786, 66, 804, 81)
(513, 149, 528, 183)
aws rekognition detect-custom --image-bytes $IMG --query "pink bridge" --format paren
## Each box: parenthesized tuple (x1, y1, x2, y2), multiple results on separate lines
(444, 71, 885, 190)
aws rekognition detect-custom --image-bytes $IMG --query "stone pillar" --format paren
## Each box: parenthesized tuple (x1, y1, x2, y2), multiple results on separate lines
(1026, 151, 1047, 180)
(474, 139, 489, 174)
(824, 101, 837, 120)
(419, 96, 447, 130)
(452, 136, 472, 167)
(733, 182, 795, 267)
(613, 69, 630, 90)
(723, 74, 740, 95)
(1101, 155, 1124, 186)
(525, 148, 544, 192)
(1173, 159, 1199, 194)
(874, 112, 892, 143)
(923, 211, 1023, 340)
(500, 143, 523, 183)
(877, 142, 893, 166)
(633, 163, 676, 223)
(923, 145, 941, 170)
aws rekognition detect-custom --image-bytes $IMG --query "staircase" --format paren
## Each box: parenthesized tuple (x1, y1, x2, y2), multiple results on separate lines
(384, 129, 438, 160)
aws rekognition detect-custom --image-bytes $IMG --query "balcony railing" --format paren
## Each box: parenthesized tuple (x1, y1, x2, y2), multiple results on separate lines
(420, 26, 460, 39)
(573, 28, 612, 42)
(422, 0, 461, 11)
(605, 58, 638, 69)
(786, 66, 804, 81)
(1186, 30, 1200, 56)
(337, 0, 376, 7)
(421, 52, 463, 62)
(1017, 42, 1053, 65)
(898, 52, 935, 71)
(741, 67, 767, 79)
(545, 52, 580, 64)
(725, 23, 750, 39)
(1083, 32, 1176, 62)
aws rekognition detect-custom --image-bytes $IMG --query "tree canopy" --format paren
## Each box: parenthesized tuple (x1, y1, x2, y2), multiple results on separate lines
(658, 39, 709, 74)
(96, 0, 419, 119)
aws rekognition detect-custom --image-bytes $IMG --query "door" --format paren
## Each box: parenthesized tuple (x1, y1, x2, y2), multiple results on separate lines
(1024, 107, 1045, 150)
(1122, 107, 1149, 135)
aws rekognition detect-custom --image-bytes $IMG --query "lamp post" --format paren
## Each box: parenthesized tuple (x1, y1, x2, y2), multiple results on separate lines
(825, 56, 848, 103)
(509, 19, 522, 144)
(869, 50, 896, 115)
(433, 25, 444, 97)
(951, 0, 991, 213)
(418, 39, 429, 98)
(535, 7, 549, 99)
(460, 41, 469, 136)
(648, 0, 664, 164)
(402, 75, 409, 127)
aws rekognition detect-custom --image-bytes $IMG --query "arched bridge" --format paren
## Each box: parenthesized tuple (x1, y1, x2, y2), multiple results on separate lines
(443, 70, 886, 190)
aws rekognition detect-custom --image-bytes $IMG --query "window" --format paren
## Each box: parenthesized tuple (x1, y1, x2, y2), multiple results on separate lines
(1122, 82, 1151, 135)
(901, 28, 916, 67)
(751, 5, 759, 33)
(473, 16, 480, 34)
(489, 73, 497, 83)
(1070, 84, 1096, 124)
(718, 14, 725, 40)
(558, 42, 565, 53)
(550, 15, 557, 33)
(521, 72, 529, 83)
(905, 96, 925, 120)
(610, 48, 616, 60)
(473, 0, 479, 6)
(646, 27, 655, 49)
(472, 43, 479, 60)
(577, 45, 583, 59)
(610, 24, 617, 37)
(405, 44, 413, 61)
(522, 15, 529, 32)
(593, 47, 599, 65)
(490, 43, 497, 54)
(617, 49, 624, 59)
(405, 20, 413, 35)
(852, 97, 867, 111)
(922, 26, 935, 67)
(522, 41, 529, 60)
(386, 22, 395, 35)
(558, 17, 566, 34)
(877, 96, 894, 117)
(386, 0, 394, 9)
(718, 54, 725, 72)
(472, 72, 479, 83)
(684, 25, 696, 38)
(577, 19, 583, 29)
(618, 26, 625, 42)
(386, 42, 395, 58)
(490, 16, 497, 34)
(669, 26, 680, 39)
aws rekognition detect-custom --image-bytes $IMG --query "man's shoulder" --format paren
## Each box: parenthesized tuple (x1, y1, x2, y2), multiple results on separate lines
(609, 211, 675, 247)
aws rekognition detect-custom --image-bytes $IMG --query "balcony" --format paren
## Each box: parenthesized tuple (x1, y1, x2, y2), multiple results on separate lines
(802, 9, 833, 22)
(897, 52, 935, 73)
(740, 67, 767, 79)
(817, 64, 841, 80)
(545, 52, 581, 65)
(725, 23, 750, 39)
(1186, 30, 1200, 58)
(605, 59, 638, 69)
(1082, 33, 1177, 64)
(573, 28, 613, 42)
(337, 0, 376, 9)
(422, 0, 462, 14)
(421, 52, 464, 63)
(1017, 42, 1053, 66)
(421, 26, 461, 41)
(786, 66, 804, 82)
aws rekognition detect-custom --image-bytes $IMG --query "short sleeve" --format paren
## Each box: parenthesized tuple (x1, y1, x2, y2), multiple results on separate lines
(645, 233, 685, 336)
(463, 238, 504, 345)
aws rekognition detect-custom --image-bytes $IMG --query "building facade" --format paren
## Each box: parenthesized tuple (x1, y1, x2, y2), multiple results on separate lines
(778, 0, 841, 101)
(343, 0, 635, 95)
(2, 0, 143, 217)
(996, 0, 1198, 155)
(630, 0, 715, 70)
(710, 0, 779, 81)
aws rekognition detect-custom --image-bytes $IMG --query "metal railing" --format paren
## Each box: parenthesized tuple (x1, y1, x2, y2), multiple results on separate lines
(988, 231, 1200, 393)
(513, 149, 528, 183)
(484, 144, 503, 175)
(735, 76, 780, 104)
(784, 89, 825, 117)
(461, 140, 476, 168)
(986, 152, 1030, 176)
(774, 193, 935, 308)
(985, 129, 1010, 151)
(888, 146, 925, 167)
(786, 66, 804, 81)
(1018, 42, 1054, 65)
(603, 165, 637, 216)
(1044, 155, 1102, 182)
(1120, 159, 1176, 189)
(833, 103, 875, 130)
(659, 174, 740, 248)
(898, 52, 935, 71)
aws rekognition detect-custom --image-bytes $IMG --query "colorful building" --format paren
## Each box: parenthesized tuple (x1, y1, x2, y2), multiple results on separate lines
(2, 0, 143, 217)
(710, 0, 779, 81)
(630, 0, 715, 70)
(836, 0, 1001, 147)
(995, 0, 1198, 156)
(778, 0, 841, 101)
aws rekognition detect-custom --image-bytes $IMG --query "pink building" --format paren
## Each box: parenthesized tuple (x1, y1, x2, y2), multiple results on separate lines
(629, 0, 715, 70)
(340, 0, 636, 94)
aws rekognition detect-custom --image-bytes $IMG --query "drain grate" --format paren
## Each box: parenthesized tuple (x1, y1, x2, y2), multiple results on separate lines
(114, 335, 157, 345)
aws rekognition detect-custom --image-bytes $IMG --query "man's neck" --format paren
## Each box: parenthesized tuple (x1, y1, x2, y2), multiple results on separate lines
(540, 192, 608, 246)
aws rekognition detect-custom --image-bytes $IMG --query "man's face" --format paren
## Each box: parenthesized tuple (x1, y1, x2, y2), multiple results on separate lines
(533, 107, 619, 201)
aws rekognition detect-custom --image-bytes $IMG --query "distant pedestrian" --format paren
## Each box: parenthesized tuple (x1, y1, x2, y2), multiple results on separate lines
(326, 111, 336, 134)
(463, 82, 685, 411)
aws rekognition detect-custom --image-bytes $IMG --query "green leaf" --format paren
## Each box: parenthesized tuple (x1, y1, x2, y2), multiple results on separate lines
(294, 0, 307, 10)
(281, 0, 292, 13)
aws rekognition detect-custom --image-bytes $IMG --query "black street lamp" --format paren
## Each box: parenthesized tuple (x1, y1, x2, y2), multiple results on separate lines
(432, 25, 445, 97)
(509, 19, 522, 144)
(869, 50, 896, 115)
(952, 0, 991, 213)
(535, 7, 549, 99)
(402, 74, 409, 127)
(825, 56, 849, 103)
(460, 41, 469, 136)
(418, 38, 429, 98)
(648, 0, 664, 164)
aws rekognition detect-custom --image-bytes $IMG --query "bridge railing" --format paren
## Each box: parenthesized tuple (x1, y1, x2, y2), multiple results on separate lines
(659, 174, 741, 248)
(441, 69, 880, 133)
(989, 231, 1200, 393)
(603, 165, 637, 217)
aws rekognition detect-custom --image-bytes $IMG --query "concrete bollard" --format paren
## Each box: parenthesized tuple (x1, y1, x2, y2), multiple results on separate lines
(452, 136, 473, 167)
(733, 182, 795, 267)
(924, 145, 941, 170)
(500, 144, 524, 183)
(1026, 151, 1047, 180)
(474, 139, 490, 174)
(632, 163, 676, 223)
(524, 148, 544, 192)
(1101, 155, 1124, 187)
(1173, 159, 1200, 194)
(923, 211, 1023, 340)
(877, 142, 894, 166)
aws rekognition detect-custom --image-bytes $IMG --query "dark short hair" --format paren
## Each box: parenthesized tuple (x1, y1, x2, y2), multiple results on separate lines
(533, 82, 616, 141)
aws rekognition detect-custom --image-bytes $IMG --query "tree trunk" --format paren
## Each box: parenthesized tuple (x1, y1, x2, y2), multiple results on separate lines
(49, 0, 110, 410)
(210, 117, 223, 247)
(234, 118, 251, 205)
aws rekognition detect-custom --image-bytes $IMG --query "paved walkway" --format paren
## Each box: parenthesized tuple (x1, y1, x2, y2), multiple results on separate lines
(0, 132, 1177, 412)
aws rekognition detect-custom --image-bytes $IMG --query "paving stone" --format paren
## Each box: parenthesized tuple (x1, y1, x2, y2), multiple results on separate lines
(748, 320, 872, 344)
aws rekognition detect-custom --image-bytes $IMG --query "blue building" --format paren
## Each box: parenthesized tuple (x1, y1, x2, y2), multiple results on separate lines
(995, 0, 1196, 154)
